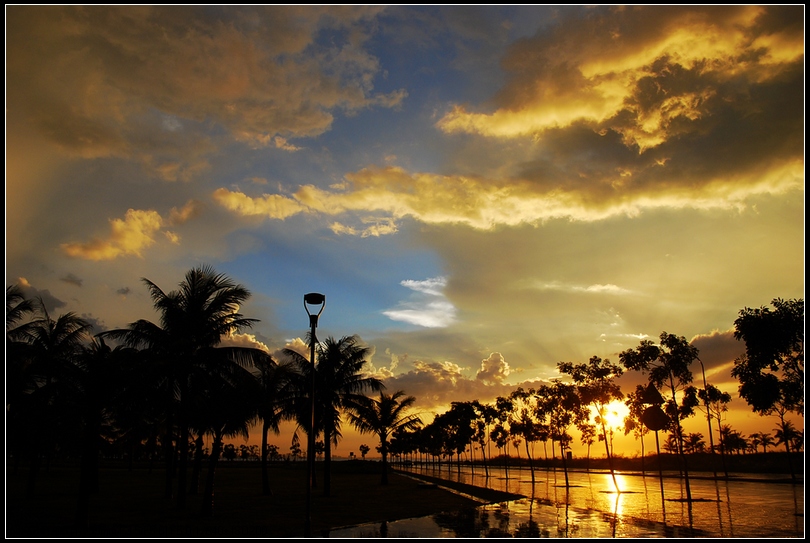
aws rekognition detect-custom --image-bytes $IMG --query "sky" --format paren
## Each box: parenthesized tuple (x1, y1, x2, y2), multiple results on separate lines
(6, 6, 805, 458)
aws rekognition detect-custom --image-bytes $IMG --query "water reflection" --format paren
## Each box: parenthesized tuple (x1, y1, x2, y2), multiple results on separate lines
(329, 465, 803, 538)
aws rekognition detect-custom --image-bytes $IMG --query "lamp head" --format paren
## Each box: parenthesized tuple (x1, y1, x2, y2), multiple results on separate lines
(304, 292, 326, 327)
(304, 292, 325, 306)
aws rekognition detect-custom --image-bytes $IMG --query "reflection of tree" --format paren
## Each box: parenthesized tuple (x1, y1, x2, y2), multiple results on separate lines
(514, 518, 542, 537)
(433, 507, 488, 538)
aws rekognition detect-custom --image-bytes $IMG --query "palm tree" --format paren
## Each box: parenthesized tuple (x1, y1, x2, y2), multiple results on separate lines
(663, 432, 680, 454)
(346, 390, 422, 484)
(256, 359, 297, 495)
(750, 431, 775, 454)
(197, 357, 263, 517)
(101, 265, 267, 508)
(73, 338, 138, 527)
(6, 285, 38, 469)
(775, 421, 799, 455)
(17, 299, 92, 491)
(684, 433, 706, 454)
(285, 334, 383, 496)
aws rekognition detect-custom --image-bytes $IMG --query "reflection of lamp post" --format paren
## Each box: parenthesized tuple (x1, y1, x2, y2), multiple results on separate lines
(304, 293, 325, 537)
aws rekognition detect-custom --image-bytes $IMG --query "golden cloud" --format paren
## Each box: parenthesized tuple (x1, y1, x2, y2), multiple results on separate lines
(212, 188, 307, 220)
(61, 209, 164, 260)
(436, 6, 804, 153)
(214, 157, 803, 233)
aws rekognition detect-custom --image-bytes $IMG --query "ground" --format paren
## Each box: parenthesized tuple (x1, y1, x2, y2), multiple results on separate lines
(5, 460, 517, 538)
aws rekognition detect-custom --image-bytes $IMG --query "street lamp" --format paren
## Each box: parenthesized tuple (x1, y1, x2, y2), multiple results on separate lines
(303, 293, 325, 536)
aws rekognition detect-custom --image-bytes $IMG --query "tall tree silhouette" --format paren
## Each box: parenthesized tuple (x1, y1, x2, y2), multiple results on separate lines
(620, 332, 700, 502)
(285, 335, 383, 496)
(6, 285, 38, 470)
(346, 390, 422, 484)
(102, 265, 267, 508)
(16, 299, 92, 492)
(256, 359, 297, 495)
(558, 356, 624, 492)
(732, 298, 803, 416)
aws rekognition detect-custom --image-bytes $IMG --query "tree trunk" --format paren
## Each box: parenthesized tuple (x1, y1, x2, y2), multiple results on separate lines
(261, 422, 271, 495)
(524, 439, 535, 484)
(600, 418, 620, 493)
(380, 439, 389, 485)
(75, 402, 101, 530)
(189, 433, 204, 495)
(201, 430, 223, 517)
(323, 428, 331, 496)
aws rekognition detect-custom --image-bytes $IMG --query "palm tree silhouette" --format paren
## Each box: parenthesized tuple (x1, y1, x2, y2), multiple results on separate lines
(17, 299, 92, 492)
(286, 334, 383, 496)
(73, 338, 137, 527)
(6, 285, 38, 471)
(102, 265, 267, 508)
(196, 357, 263, 517)
(346, 390, 422, 484)
(750, 431, 775, 454)
(256, 359, 296, 495)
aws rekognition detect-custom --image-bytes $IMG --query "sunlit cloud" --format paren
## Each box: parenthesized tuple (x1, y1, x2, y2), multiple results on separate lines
(215, 158, 803, 233)
(212, 188, 308, 220)
(276, 337, 310, 361)
(413, 360, 464, 385)
(529, 280, 633, 295)
(168, 200, 204, 225)
(219, 332, 271, 353)
(383, 276, 457, 328)
(330, 218, 399, 237)
(273, 136, 302, 152)
(436, 5, 803, 153)
(401, 278, 448, 297)
(61, 209, 165, 261)
(476, 352, 511, 385)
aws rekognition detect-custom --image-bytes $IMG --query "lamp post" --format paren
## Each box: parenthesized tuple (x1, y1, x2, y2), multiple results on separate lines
(303, 293, 325, 536)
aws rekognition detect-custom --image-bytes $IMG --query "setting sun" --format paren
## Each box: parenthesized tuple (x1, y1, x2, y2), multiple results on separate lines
(590, 400, 631, 433)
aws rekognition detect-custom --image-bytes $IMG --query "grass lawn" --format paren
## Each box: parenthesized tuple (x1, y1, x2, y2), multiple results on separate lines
(6, 460, 506, 538)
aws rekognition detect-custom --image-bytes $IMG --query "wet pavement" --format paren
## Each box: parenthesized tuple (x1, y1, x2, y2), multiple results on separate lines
(329, 466, 804, 538)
